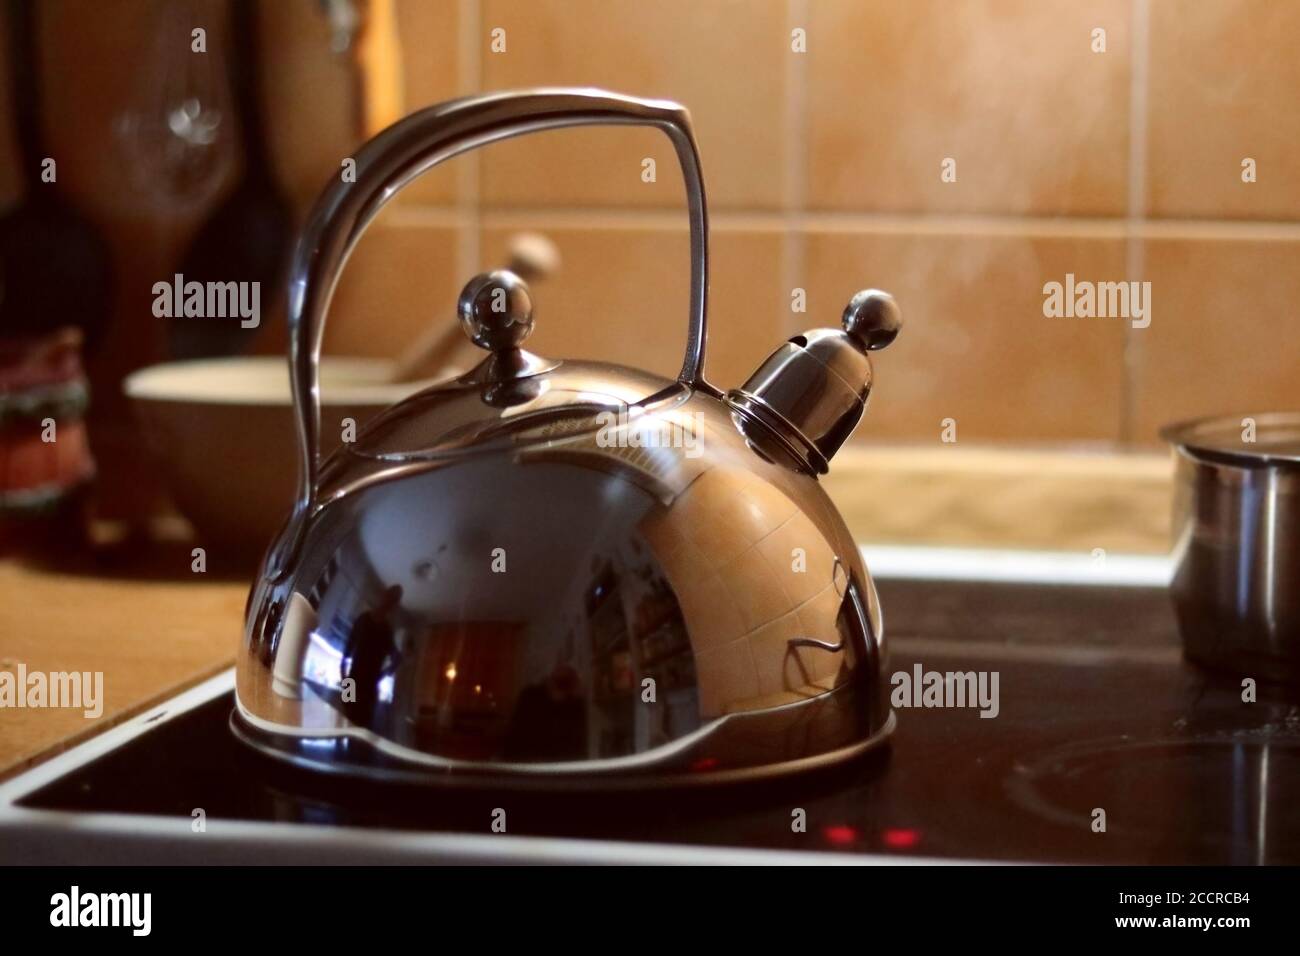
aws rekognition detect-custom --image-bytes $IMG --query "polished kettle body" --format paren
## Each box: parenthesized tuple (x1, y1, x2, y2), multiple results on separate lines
(235, 89, 901, 787)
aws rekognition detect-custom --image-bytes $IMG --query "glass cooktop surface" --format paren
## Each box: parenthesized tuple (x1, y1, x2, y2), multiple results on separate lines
(19, 580, 1300, 864)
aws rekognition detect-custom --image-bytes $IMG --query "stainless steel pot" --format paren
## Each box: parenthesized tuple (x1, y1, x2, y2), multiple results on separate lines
(1163, 412, 1300, 683)
(233, 88, 902, 787)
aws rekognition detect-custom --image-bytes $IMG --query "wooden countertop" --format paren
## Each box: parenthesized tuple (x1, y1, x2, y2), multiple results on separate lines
(0, 547, 246, 781)
(0, 445, 1174, 781)
(824, 445, 1173, 556)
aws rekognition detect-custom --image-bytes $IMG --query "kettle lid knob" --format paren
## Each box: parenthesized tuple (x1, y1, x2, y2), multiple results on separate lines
(842, 289, 902, 352)
(457, 269, 535, 352)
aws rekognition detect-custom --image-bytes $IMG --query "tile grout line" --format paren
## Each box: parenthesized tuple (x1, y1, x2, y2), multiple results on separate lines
(782, 0, 810, 339)
(386, 204, 1300, 241)
(455, 0, 482, 284)
(1121, 0, 1151, 446)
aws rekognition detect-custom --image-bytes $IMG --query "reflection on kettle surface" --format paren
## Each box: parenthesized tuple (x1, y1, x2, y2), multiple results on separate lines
(234, 87, 900, 786)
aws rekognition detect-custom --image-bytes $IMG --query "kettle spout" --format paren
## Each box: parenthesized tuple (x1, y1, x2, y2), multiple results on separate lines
(726, 289, 901, 474)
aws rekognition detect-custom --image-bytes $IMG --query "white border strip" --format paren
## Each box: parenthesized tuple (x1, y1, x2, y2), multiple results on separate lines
(862, 545, 1172, 588)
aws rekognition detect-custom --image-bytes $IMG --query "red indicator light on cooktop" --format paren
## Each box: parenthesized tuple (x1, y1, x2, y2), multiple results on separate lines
(821, 824, 860, 847)
(882, 827, 922, 849)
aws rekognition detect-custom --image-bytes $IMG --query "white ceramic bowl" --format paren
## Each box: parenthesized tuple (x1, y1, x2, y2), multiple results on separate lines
(125, 356, 438, 553)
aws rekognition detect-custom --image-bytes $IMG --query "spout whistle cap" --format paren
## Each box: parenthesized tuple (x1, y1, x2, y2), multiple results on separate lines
(729, 288, 901, 473)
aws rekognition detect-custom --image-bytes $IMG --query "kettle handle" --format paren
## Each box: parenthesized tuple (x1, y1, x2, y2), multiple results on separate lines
(275, 88, 710, 574)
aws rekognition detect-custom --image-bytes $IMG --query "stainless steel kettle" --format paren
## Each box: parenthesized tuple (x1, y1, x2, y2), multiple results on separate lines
(234, 88, 901, 787)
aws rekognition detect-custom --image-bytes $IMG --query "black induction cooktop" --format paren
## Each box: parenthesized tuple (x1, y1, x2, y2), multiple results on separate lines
(13, 579, 1300, 864)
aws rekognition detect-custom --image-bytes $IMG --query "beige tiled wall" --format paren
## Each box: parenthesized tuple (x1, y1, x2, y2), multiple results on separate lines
(8, 0, 1300, 450)
(312, 0, 1300, 447)
(805, 0, 1133, 217)
(1146, 0, 1300, 220)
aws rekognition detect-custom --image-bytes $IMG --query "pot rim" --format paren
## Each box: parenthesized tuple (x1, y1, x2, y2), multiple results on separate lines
(122, 355, 434, 407)
(1160, 410, 1300, 468)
